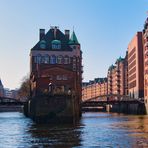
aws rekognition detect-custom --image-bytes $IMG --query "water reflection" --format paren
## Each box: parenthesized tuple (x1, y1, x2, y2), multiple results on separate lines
(28, 123, 82, 147)
(113, 115, 148, 147)
(0, 112, 148, 147)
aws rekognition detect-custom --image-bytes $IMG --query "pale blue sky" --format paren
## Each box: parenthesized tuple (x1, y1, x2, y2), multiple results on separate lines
(0, 0, 147, 89)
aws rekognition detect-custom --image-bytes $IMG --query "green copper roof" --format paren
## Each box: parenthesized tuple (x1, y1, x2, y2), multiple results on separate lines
(40, 40, 46, 44)
(51, 40, 61, 44)
(69, 31, 79, 44)
(116, 56, 124, 63)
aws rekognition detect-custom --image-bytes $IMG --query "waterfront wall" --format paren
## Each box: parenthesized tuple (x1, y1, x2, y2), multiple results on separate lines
(0, 105, 23, 112)
(24, 94, 81, 123)
(109, 103, 146, 114)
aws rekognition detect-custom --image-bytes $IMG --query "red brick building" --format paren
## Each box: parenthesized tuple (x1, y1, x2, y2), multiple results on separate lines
(30, 27, 82, 98)
(82, 78, 107, 101)
(107, 54, 128, 97)
(143, 17, 148, 104)
(127, 32, 144, 99)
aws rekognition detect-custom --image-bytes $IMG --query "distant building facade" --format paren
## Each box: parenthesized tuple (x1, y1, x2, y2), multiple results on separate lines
(82, 78, 107, 101)
(107, 55, 128, 97)
(127, 32, 144, 99)
(4, 88, 18, 99)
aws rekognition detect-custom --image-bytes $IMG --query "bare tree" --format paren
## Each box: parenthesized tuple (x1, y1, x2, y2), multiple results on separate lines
(18, 75, 30, 101)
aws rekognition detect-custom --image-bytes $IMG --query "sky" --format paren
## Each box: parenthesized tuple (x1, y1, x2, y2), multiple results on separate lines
(0, 0, 148, 89)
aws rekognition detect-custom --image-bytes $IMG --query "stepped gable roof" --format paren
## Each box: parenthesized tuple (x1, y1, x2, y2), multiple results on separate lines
(31, 27, 73, 51)
(69, 31, 79, 45)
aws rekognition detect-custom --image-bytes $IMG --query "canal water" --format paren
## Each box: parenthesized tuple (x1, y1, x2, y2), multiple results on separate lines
(0, 112, 148, 148)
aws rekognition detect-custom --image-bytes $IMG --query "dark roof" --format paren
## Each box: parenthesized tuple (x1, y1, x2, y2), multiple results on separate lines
(87, 77, 107, 84)
(31, 27, 79, 51)
(108, 64, 115, 71)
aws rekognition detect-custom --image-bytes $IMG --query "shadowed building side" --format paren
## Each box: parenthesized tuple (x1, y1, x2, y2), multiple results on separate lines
(127, 32, 144, 99)
(143, 17, 148, 113)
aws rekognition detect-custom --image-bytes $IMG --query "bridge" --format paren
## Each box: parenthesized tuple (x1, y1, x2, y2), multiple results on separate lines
(0, 97, 24, 105)
(81, 94, 145, 114)
(0, 97, 24, 112)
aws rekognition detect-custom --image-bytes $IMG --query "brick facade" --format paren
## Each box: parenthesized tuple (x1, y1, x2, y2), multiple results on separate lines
(30, 27, 82, 99)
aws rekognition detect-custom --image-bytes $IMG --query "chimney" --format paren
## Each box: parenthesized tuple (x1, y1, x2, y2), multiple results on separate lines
(65, 30, 70, 39)
(39, 29, 45, 40)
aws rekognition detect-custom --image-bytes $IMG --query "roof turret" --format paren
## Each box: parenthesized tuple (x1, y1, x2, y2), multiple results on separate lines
(69, 31, 79, 44)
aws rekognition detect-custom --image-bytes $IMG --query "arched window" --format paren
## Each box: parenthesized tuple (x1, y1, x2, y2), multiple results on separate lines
(51, 40, 61, 49)
(35, 54, 42, 64)
(57, 55, 63, 64)
(64, 56, 69, 64)
(44, 54, 49, 64)
(50, 55, 56, 64)
(40, 40, 46, 49)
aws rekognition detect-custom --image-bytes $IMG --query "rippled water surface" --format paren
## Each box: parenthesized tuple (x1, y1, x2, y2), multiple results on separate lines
(0, 112, 148, 147)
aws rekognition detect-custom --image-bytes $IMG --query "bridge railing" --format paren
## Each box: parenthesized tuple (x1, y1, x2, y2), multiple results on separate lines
(82, 94, 145, 103)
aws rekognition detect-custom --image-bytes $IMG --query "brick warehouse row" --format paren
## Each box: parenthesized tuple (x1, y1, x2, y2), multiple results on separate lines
(82, 16, 148, 103)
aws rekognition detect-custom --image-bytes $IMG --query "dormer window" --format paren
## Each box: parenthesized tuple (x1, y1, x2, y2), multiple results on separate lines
(51, 40, 61, 49)
(40, 40, 46, 49)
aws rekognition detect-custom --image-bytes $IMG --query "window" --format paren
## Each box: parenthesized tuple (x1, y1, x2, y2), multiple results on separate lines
(50, 55, 56, 64)
(44, 54, 49, 64)
(51, 40, 61, 49)
(64, 56, 69, 64)
(34, 56, 37, 63)
(57, 55, 63, 64)
(63, 75, 68, 80)
(40, 40, 46, 49)
(35, 54, 42, 64)
(73, 57, 76, 63)
(73, 64, 76, 71)
(77, 57, 80, 62)
(52, 44, 61, 49)
(56, 75, 68, 80)
(56, 75, 62, 80)
(41, 56, 45, 63)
